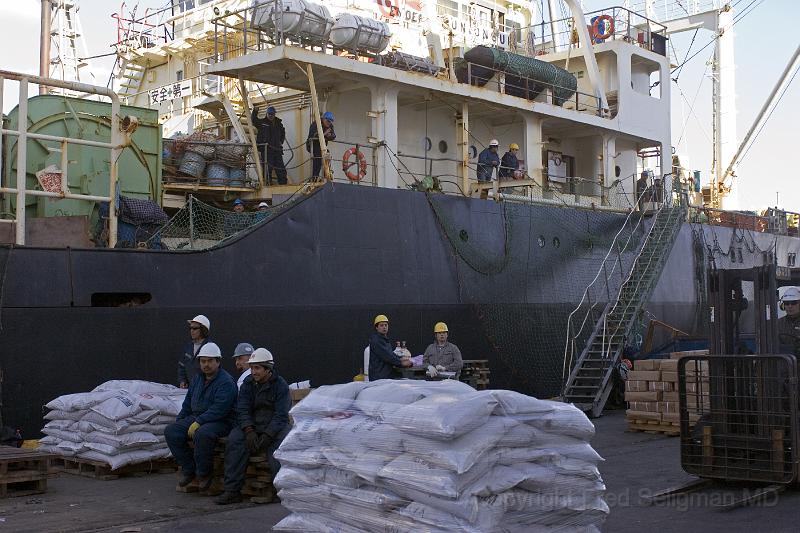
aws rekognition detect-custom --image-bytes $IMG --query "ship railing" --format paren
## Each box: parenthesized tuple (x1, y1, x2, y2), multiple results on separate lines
(111, 3, 176, 53)
(0, 70, 128, 247)
(625, 0, 721, 25)
(562, 172, 675, 382)
(687, 205, 800, 237)
(515, 6, 668, 58)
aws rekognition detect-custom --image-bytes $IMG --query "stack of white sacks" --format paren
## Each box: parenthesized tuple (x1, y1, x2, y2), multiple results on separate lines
(40, 380, 186, 470)
(273, 380, 608, 533)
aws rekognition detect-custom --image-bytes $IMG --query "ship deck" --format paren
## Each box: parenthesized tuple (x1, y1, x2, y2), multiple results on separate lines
(2, 410, 796, 532)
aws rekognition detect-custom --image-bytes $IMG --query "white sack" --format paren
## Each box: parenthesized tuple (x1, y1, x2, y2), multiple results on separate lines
(78, 448, 170, 470)
(44, 420, 75, 431)
(383, 393, 497, 440)
(84, 430, 159, 449)
(45, 390, 118, 412)
(90, 393, 143, 421)
(41, 427, 85, 443)
(44, 409, 88, 421)
(92, 380, 181, 396)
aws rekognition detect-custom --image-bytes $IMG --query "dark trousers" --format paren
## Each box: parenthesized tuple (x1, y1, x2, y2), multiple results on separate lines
(223, 425, 289, 493)
(165, 416, 232, 478)
(258, 146, 287, 185)
(311, 144, 325, 179)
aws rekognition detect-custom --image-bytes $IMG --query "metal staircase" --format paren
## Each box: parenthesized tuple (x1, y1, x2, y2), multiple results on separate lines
(562, 188, 686, 417)
(116, 58, 147, 103)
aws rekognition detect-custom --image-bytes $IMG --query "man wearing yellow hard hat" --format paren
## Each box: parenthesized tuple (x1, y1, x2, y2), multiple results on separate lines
(499, 143, 521, 180)
(423, 322, 463, 378)
(368, 314, 412, 380)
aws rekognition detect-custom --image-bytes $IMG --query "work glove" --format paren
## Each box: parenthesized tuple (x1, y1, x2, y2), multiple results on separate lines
(426, 365, 438, 378)
(436, 365, 446, 372)
(245, 430, 260, 453)
(187, 421, 201, 439)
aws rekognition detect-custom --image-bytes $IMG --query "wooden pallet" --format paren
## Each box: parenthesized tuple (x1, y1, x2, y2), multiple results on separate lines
(51, 456, 177, 480)
(626, 419, 680, 437)
(461, 360, 491, 390)
(0, 447, 54, 498)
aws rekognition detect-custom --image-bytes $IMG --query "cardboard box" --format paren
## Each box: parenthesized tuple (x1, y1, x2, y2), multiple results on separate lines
(625, 390, 662, 402)
(634, 359, 660, 371)
(661, 412, 680, 423)
(649, 381, 673, 392)
(626, 410, 662, 422)
(659, 401, 678, 414)
(629, 401, 659, 412)
(628, 370, 661, 382)
(626, 380, 648, 392)
(661, 371, 678, 383)
(662, 391, 680, 402)
(659, 359, 679, 372)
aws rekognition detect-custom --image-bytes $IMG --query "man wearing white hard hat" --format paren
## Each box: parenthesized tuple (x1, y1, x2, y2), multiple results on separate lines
(166, 342, 237, 492)
(231, 342, 254, 390)
(778, 287, 800, 352)
(216, 348, 290, 505)
(178, 314, 212, 388)
(477, 139, 501, 183)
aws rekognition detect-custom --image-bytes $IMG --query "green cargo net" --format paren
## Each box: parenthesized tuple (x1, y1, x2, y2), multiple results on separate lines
(148, 195, 296, 251)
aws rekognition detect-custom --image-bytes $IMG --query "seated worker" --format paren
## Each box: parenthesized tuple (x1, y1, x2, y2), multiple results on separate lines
(165, 342, 237, 492)
(499, 143, 521, 179)
(369, 314, 412, 381)
(231, 342, 254, 390)
(423, 322, 464, 378)
(216, 348, 290, 505)
(178, 314, 211, 389)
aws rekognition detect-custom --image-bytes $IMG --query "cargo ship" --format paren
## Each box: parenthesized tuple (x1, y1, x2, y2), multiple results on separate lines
(1, 0, 798, 436)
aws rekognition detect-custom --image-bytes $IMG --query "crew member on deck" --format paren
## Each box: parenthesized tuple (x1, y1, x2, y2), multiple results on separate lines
(477, 139, 501, 183)
(231, 342, 255, 390)
(423, 322, 464, 378)
(499, 143, 521, 180)
(166, 342, 237, 492)
(252, 106, 287, 185)
(368, 314, 412, 380)
(178, 314, 211, 389)
(778, 287, 800, 353)
(306, 111, 336, 180)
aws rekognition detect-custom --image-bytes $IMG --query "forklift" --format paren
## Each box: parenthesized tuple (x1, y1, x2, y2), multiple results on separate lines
(645, 265, 799, 508)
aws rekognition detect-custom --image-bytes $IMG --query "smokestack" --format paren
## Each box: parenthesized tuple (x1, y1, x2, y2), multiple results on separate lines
(39, 0, 52, 94)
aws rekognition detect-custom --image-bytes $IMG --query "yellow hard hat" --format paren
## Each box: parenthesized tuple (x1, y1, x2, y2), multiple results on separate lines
(509, 143, 519, 150)
(374, 314, 389, 326)
(434, 322, 448, 333)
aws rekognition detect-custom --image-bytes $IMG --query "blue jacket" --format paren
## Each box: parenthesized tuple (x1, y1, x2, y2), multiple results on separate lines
(237, 370, 290, 438)
(177, 369, 237, 425)
(177, 339, 210, 387)
(499, 151, 519, 178)
(369, 331, 403, 381)
(477, 148, 500, 182)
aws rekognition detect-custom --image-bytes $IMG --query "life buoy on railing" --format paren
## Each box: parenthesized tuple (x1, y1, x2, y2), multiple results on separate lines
(342, 147, 368, 182)
(591, 15, 614, 41)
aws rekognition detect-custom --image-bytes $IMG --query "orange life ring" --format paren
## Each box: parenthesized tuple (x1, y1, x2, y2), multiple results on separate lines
(591, 15, 614, 41)
(342, 147, 368, 182)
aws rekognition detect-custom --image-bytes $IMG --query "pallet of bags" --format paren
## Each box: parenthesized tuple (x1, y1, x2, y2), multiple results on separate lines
(40, 380, 184, 476)
(273, 380, 608, 533)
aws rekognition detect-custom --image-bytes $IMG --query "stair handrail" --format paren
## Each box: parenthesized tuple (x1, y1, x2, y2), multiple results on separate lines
(561, 175, 667, 389)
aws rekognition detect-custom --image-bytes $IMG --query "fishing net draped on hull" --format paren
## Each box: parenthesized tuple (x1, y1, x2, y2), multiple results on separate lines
(426, 193, 642, 397)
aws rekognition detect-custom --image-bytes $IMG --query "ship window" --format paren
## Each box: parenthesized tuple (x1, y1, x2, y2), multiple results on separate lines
(91, 293, 152, 307)
(423, 137, 432, 152)
(438, 140, 448, 153)
(469, 145, 477, 159)
(553, 237, 560, 248)
(537, 236, 546, 248)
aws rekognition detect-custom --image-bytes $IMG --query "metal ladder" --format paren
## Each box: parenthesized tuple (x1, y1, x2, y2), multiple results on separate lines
(116, 58, 147, 103)
(562, 201, 686, 417)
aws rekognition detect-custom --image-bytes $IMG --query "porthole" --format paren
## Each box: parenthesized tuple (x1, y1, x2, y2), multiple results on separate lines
(615, 165, 621, 178)
(459, 229, 469, 242)
(537, 235, 546, 248)
(438, 140, 448, 153)
(469, 145, 477, 159)
(553, 237, 560, 248)
(423, 137, 432, 152)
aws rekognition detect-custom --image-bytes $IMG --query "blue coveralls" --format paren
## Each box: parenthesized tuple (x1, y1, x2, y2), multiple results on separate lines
(165, 369, 237, 478)
(223, 370, 291, 493)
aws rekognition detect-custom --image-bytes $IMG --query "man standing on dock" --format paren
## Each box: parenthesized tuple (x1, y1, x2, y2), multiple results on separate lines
(252, 106, 287, 185)
(178, 314, 211, 389)
(166, 342, 237, 492)
(216, 348, 290, 505)
(368, 315, 412, 380)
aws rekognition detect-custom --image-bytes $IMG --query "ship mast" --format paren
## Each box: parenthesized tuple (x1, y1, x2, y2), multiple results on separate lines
(38, 0, 98, 95)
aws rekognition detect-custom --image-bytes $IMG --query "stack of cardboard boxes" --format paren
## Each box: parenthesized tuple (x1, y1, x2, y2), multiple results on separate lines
(625, 350, 710, 435)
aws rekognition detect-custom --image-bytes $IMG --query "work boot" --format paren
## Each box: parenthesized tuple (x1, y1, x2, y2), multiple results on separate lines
(215, 491, 243, 505)
(197, 475, 213, 492)
(177, 472, 195, 487)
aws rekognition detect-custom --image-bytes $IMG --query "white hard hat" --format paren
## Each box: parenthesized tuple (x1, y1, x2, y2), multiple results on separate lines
(258, 201, 268, 208)
(489, 139, 499, 146)
(187, 314, 211, 331)
(781, 286, 800, 302)
(197, 342, 222, 358)
(249, 348, 274, 365)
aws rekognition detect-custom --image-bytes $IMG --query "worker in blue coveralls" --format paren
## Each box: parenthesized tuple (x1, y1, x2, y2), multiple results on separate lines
(477, 139, 501, 182)
(165, 342, 237, 492)
(368, 314, 412, 380)
(215, 348, 290, 505)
